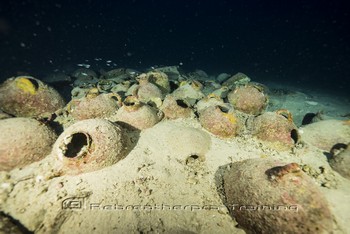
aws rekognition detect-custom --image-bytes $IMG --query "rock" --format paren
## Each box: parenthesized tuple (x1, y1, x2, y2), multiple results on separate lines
(300, 120, 350, 151)
(0, 117, 57, 171)
(252, 111, 299, 150)
(223, 158, 333, 233)
(228, 84, 268, 115)
(329, 143, 350, 180)
(199, 105, 243, 138)
(0, 76, 66, 118)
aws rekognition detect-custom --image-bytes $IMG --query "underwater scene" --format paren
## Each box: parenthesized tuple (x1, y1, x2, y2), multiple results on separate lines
(0, 0, 349, 233)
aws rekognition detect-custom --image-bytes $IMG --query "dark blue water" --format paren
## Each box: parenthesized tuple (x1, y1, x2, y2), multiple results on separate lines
(1, 0, 349, 94)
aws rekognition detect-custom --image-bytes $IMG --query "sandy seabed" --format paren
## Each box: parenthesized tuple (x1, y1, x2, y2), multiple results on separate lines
(1, 82, 350, 233)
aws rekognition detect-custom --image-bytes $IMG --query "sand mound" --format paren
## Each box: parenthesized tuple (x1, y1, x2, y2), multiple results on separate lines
(300, 120, 350, 151)
(0, 118, 349, 233)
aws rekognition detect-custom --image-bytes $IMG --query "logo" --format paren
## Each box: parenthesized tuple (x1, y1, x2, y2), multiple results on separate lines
(62, 197, 85, 209)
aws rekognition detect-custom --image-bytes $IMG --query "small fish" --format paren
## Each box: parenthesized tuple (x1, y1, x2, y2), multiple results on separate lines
(81, 72, 89, 76)
(94, 58, 102, 61)
(106, 60, 112, 63)
(77, 64, 91, 68)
